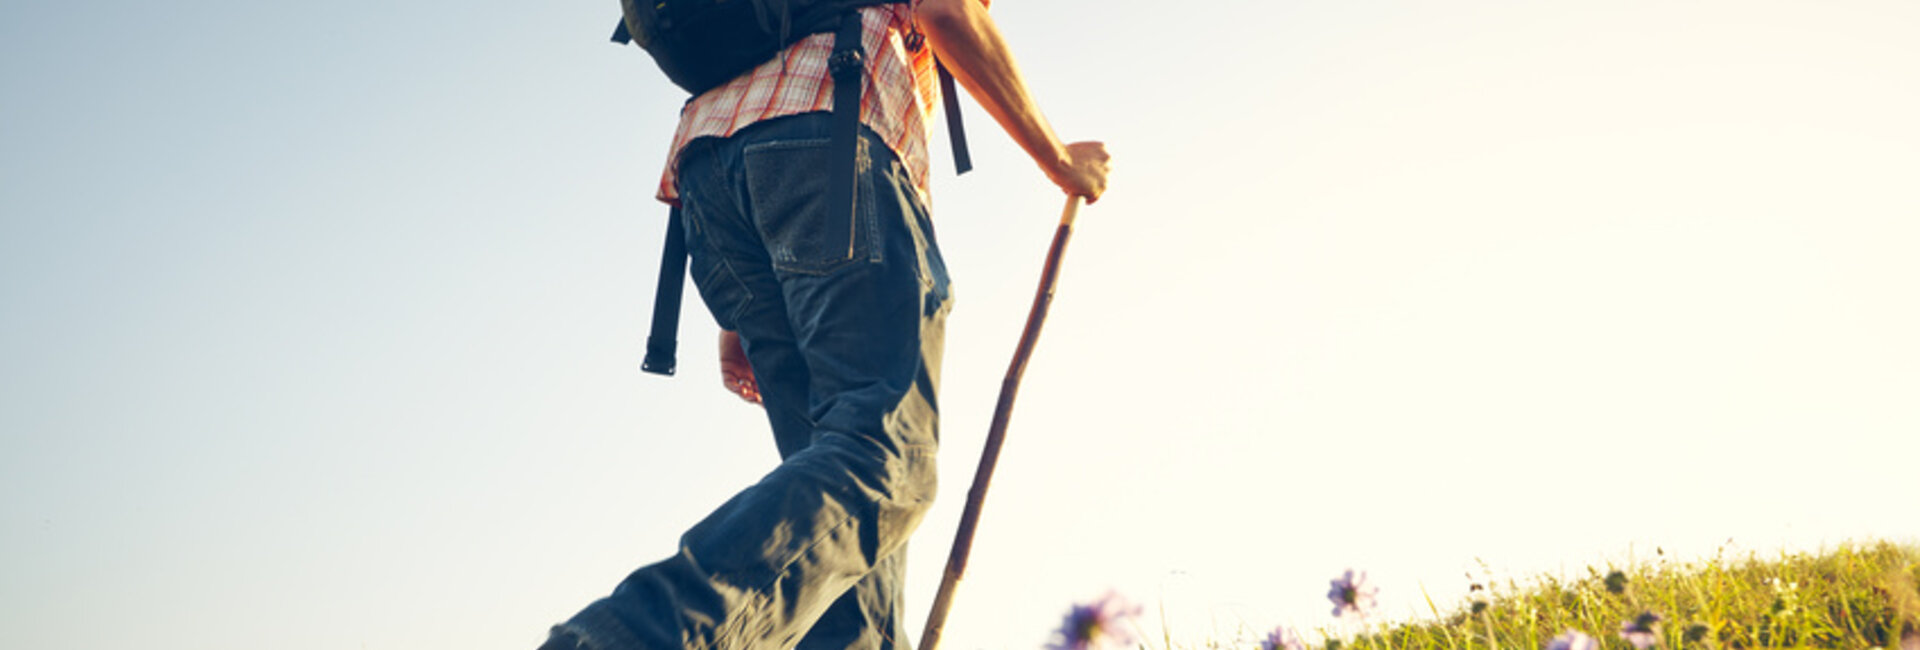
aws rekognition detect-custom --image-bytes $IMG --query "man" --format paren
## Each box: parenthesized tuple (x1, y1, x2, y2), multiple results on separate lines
(545, 1, 1109, 648)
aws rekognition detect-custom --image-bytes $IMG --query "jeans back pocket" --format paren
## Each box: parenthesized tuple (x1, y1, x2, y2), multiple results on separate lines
(742, 136, 877, 276)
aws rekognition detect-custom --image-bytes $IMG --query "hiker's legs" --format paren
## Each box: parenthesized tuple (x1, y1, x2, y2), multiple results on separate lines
(753, 309, 913, 650)
(753, 332, 913, 650)
(549, 114, 951, 650)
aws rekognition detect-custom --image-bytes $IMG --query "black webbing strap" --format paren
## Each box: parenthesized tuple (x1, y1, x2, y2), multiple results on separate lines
(641, 206, 688, 376)
(937, 63, 972, 174)
(825, 11, 867, 234)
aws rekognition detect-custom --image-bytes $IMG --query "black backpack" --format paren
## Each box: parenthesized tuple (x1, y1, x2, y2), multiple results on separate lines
(614, 0, 909, 96)
(609, 0, 972, 376)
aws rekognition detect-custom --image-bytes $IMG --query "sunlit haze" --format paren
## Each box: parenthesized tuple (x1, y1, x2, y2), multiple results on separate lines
(3, 2, 1916, 649)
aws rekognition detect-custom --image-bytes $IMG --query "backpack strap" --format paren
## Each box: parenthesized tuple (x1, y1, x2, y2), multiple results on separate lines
(641, 206, 688, 376)
(938, 63, 972, 174)
(824, 10, 868, 238)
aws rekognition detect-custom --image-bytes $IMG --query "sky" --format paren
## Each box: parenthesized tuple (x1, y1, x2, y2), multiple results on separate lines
(3, 1, 1917, 649)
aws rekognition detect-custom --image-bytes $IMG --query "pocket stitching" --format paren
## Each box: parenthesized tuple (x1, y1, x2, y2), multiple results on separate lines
(742, 136, 879, 277)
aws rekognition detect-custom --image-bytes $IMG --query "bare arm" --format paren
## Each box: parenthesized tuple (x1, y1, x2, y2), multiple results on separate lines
(915, 0, 1110, 202)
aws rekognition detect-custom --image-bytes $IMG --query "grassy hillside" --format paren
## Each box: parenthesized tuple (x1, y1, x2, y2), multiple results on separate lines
(1327, 541, 1920, 650)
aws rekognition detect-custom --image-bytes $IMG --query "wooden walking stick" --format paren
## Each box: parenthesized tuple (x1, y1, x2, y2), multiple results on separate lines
(919, 195, 1084, 650)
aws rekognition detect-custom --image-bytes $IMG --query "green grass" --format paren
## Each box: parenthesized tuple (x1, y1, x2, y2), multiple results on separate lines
(1309, 541, 1920, 650)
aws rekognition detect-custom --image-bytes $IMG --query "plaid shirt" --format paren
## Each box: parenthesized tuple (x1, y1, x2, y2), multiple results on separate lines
(656, 5, 938, 205)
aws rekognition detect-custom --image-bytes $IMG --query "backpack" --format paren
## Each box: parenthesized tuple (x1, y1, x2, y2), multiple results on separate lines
(613, 0, 911, 96)
(608, 0, 973, 376)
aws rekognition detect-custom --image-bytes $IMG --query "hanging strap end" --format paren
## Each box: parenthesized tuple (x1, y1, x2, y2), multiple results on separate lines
(643, 207, 689, 378)
(937, 64, 972, 175)
(641, 336, 678, 376)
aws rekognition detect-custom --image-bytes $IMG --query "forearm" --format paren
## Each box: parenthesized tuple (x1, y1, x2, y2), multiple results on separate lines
(916, 0, 1070, 182)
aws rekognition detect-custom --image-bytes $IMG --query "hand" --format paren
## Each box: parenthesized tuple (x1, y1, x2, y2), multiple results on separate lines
(1048, 141, 1111, 204)
(913, 1, 1106, 204)
(718, 330, 762, 406)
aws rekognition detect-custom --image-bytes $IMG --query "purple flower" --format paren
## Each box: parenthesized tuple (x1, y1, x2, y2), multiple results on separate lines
(1545, 630, 1599, 650)
(1619, 612, 1662, 649)
(1327, 569, 1380, 618)
(1046, 590, 1143, 650)
(1262, 625, 1306, 650)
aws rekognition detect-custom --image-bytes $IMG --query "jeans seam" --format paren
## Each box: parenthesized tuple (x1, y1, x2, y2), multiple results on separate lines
(715, 257, 753, 329)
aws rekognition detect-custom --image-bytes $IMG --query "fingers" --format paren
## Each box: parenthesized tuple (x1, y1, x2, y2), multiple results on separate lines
(722, 370, 762, 405)
(717, 329, 762, 406)
(1063, 140, 1110, 203)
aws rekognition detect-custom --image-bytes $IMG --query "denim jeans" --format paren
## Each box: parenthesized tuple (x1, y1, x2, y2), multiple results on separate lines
(549, 112, 953, 650)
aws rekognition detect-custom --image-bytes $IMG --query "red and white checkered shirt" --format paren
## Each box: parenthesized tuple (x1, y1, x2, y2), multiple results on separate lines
(656, 5, 939, 205)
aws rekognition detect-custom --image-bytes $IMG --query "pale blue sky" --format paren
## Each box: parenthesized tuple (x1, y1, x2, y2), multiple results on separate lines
(4, 2, 1917, 649)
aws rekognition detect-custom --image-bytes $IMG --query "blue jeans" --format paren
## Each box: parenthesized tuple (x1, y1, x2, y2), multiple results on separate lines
(550, 113, 953, 650)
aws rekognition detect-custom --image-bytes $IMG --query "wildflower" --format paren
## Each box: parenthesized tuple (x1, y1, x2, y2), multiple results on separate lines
(1545, 630, 1599, 650)
(1603, 570, 1628, 594)
(1261, 625, 1306, 650)
(1619, 611, 1662, 649)
(1046, 590, 1143, 650)
(1326, 569, 1380, 618)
